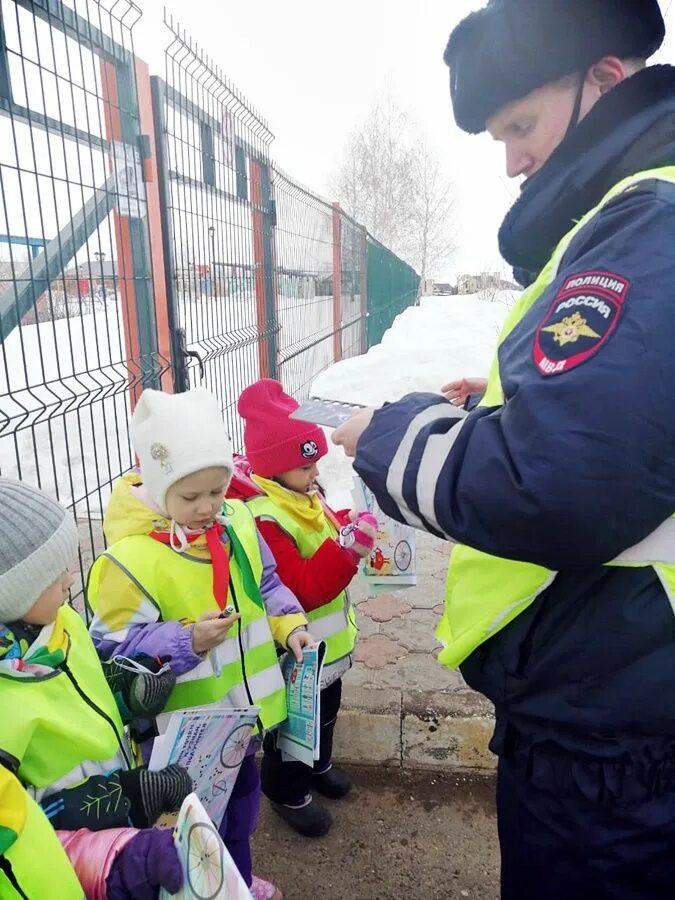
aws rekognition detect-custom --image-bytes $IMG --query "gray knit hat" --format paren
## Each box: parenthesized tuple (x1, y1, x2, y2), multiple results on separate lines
(0, 479, 79, 622)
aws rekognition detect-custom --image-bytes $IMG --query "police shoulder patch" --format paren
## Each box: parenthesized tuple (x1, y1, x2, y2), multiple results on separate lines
(533, 270, 630, 376)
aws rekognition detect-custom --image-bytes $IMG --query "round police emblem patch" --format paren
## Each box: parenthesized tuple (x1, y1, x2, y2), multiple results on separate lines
(533, 271, 630, 376)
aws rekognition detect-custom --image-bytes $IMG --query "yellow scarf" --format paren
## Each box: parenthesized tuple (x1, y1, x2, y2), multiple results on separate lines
(252, 474, 328, 534)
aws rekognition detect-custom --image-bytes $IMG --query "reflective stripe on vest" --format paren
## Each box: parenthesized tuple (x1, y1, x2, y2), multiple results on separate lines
(87, 500, 287, 730)
(246, 494, 358, 669)
(0, 605, 130, 797)
(0, 768, 84, 900)
(437, 166, 675, 669)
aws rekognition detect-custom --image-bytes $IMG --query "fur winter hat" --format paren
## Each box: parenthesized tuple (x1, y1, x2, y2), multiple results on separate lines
(0, 478, 79, 622)
(445, 0, 665, 134)
(130, 388, 234, 515)
(237, 379, 328, 478)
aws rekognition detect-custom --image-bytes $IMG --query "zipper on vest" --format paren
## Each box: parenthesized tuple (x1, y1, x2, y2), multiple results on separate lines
(0, 858, 29, 900)
(59, 661, 132, 770)
(229, 577, 264, 733)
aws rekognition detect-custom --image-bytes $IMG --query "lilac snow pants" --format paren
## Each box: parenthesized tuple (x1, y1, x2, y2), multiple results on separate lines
(217, 747, 260, 887)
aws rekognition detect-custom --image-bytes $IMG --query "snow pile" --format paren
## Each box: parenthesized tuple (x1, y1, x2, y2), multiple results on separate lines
(312, 293, 513, 508)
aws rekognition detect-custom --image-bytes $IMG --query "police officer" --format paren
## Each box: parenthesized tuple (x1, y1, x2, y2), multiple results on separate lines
(334, 1, 675, 897)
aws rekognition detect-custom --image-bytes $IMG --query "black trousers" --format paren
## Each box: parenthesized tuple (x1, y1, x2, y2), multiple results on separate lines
(498, 743, 675, 900)
(261, 677, 342, 805)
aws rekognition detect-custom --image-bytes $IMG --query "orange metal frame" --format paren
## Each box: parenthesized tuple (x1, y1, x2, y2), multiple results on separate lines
(251, 158, 271, 379)
(100, 57, 174, 410)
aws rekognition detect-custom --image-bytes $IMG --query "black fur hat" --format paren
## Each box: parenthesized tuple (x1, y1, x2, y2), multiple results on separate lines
(445, 0, 665, 134)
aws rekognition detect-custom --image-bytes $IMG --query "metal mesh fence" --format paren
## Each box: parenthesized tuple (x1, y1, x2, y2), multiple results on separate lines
(339, 210, 366, 360)
(0, 0, 164, 606)
(273, 168, 335, 401)
(0, 3, 420, 609)
(366, 235, 420, 348)
(158, 15, 275, 451)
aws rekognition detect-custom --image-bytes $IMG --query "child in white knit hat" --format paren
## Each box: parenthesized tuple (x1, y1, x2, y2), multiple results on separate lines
(0, 477, 189, 900)
(88, 387, 314, 900)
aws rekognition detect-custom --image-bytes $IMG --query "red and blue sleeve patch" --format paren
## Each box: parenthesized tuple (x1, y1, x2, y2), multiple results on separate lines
(533, 270, 630, 376)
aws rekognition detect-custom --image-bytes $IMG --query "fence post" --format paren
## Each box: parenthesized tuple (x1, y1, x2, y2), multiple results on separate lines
(135, 60, 174, 393)
(360, 227, 368, 354)
(251, 159, 278, 379)
(101, 56, 160, 409)
(150, 75, 187, 392)
(332, 203, 342, 362)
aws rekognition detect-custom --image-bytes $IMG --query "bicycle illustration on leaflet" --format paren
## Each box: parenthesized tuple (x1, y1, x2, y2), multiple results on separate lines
(393, 539, 412, 572)
(369, 540, 412, 574)
(211, 722, 253, 800)
(186, 820, 224, 900)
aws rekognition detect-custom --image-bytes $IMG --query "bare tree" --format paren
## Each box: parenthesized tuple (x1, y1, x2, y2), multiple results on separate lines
(477, 280, 500, 303)
(331, 98, 456, 280)
(405, 145, 457, 281)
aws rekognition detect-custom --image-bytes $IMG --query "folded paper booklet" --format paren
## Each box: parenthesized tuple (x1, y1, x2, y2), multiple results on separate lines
(289, 397, 365, 428)
(149, 705, 259, 827)
(353, 476, 417, 588)
(277, 642, 326, 767)
(159, 792, 252, 900)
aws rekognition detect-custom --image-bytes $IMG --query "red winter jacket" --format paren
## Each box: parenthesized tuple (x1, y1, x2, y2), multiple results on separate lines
(228, 456, 358, 613)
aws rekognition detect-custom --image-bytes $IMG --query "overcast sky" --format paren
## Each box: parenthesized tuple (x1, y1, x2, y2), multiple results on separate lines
(135, 0, 675, 280)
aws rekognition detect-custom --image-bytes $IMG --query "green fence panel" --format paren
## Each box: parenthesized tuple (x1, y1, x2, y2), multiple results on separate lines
(366, 237, 420, 348)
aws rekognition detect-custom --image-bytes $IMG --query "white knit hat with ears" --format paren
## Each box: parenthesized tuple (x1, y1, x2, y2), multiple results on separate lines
(130, 388, 234, 515)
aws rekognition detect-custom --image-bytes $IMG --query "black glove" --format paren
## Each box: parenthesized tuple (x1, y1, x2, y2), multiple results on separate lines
(101, 655, 176, 723)
(40, 771, 132, 831)
(118, 764, 192, 827)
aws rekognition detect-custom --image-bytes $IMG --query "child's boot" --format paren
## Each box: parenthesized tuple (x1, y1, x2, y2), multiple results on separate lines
(313, 764, 352, 799)
(270, 794, 333, 837)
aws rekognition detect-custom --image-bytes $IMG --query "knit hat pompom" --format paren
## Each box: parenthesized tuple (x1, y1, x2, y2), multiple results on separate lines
(0, 478, 78, 622)
(445, 0, 665, 134)
(130, 388, 234, 514)
(237, 379, 328, 478)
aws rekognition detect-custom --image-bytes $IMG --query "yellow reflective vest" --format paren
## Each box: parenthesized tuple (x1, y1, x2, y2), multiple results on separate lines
(436, 166, 675, 669)
(88, 500, 287, 730)
(0, 605, 130, 802)
(246, 494, 358, 680)
(0, 766, 84, 900)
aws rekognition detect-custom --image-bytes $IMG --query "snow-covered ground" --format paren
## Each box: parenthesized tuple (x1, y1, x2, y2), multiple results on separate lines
(313, 293, 513, 508)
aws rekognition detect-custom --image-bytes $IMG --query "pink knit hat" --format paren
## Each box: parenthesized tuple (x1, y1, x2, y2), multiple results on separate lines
(237, 379, 328, 477)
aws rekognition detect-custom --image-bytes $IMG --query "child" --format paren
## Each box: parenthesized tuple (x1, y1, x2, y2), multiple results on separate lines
(88, 387, 314, 900)
(0, 477, 187, 900)
(235, 379, 376, 837)
(1, 765, 183, 900)
(1, 765, 85, 900)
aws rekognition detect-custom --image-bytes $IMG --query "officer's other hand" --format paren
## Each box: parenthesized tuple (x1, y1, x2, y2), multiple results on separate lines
(441, 377, 488, 407)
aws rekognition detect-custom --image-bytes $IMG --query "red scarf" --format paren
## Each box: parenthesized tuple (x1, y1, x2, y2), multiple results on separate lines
(148, 522, 231, 611)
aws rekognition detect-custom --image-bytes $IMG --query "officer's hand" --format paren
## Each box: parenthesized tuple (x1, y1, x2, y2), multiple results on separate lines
(191, 610, 240, 654)
(332, 407, 374, 458)
(441, 377, 487, 407)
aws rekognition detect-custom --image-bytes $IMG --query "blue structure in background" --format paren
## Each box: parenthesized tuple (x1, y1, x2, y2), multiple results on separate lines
(0, 235, 46, 259)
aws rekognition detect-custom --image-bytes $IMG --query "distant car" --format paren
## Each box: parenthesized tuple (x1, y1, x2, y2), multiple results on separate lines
(432, 283, 456, 296)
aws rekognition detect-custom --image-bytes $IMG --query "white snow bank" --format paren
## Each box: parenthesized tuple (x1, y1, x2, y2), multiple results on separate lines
(312, 293, 514, 508)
